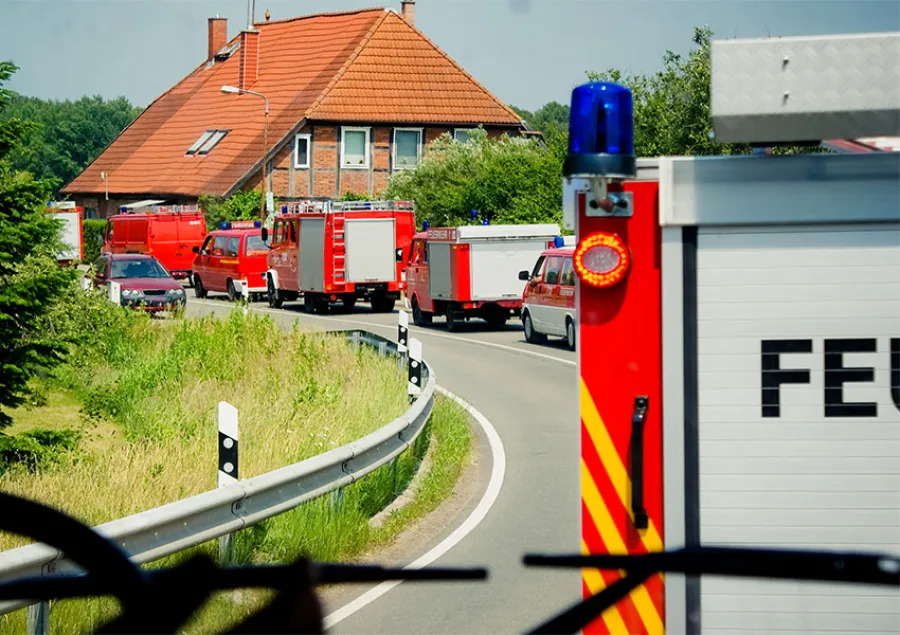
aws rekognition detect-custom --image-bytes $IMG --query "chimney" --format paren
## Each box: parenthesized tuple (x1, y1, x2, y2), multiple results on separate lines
(238, 29, 260, 89)
(208, 16, 227, 60)
(401, 0, 415, 26)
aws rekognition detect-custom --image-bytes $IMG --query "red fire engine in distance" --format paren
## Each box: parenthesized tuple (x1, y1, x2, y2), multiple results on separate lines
(406, 222, 560, 331)
(263, 200, 415, 313)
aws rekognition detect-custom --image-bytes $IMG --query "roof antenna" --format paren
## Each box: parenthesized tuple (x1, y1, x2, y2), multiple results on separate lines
(247, 0, 255, 29)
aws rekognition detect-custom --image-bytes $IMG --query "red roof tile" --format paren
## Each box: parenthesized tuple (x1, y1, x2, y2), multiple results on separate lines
(64, 8, 522, 198)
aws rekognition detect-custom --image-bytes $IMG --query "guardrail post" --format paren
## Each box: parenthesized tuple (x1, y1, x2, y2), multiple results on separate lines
(26, 602, 48, 635)
(330, 487, 344, 512)
(408, 337, 422, 403)
(107, 280, 121, 305)
(217, 401, 239, 565)
(351, 331, 360, 352)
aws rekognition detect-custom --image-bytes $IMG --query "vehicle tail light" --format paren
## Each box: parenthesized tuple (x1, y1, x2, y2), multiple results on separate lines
(574, 232, 630, 288)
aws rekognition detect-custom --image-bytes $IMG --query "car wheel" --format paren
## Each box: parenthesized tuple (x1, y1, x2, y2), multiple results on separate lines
(193, 275, 207, 299)
(267, 276, 283, 309)
(411, 297, 432, 326)
(227, 279, 238, 302)
(523, 311, 546, 344)
(566, 318, 576, 351)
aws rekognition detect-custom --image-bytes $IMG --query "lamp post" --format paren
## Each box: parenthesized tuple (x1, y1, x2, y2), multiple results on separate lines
(221, 85, 269, 221)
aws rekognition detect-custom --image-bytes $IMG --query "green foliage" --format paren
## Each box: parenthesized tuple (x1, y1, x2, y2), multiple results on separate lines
(0, 92, 141, 194)
(511, 101, 570, 139)
(199, 190, 262, 231)
(339, 190, 371, 202)
(0, 427, 81, 474)
(384, 127, 563, 228)
(0, 61, 78, 429)
(81, 218, 106, 264)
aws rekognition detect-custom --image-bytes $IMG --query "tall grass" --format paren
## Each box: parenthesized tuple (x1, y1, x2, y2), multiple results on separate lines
(0, 294, 473, 634)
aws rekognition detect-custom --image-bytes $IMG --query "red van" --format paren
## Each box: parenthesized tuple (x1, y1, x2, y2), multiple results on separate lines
(518, 245, 577, 350)
(191, 221, 268, 301)
(103, 205, 206, 281)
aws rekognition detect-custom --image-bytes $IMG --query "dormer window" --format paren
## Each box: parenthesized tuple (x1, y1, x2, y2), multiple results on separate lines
(186, 129, 229, 156)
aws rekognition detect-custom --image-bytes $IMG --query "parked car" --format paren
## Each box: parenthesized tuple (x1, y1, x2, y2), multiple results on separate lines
(89, 253, 187, 313)
(519, 245, 576, 350)
(191, 221, 268, 301)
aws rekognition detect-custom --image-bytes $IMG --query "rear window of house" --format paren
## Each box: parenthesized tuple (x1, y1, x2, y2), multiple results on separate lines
(245, 235, 267, 256)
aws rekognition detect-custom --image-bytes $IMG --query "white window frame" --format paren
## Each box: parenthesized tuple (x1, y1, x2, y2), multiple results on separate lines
(294, 133, 311, 169)
(340, 126, 371, 169)
(454, 128, 475, 143)
(392, 128, 423, 170)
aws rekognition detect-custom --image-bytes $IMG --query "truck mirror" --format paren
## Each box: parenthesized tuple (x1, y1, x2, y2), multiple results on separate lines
(261, 227, 269, 243)
(518, 270, 530, 281)
(191, 246, 200, 254)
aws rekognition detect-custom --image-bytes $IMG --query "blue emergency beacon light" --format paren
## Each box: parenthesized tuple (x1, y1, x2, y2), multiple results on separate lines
(564, 82, 636, 216)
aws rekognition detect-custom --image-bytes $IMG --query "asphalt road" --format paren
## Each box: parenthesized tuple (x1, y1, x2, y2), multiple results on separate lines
(186, 294, 580, 634)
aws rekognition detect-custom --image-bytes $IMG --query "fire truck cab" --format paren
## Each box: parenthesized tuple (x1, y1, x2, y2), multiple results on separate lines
(406, 223, 560, 331)
(570, 32, 900, 635)
(263, 200, 415, 313)
(103, 203, 207, 281)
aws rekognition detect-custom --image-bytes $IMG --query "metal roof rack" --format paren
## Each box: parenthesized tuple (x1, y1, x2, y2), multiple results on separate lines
(278, 200, 415, 214)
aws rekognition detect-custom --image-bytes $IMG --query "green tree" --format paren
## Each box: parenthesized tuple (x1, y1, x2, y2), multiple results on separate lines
(384, 127, 563, 228)
(511, 101, 570, 140)
(1, 93, 142, 194)
(198, 190, 262, 231)
(0, 62, 76, 429)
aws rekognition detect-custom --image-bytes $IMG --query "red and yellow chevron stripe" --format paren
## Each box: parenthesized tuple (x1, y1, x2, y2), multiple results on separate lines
(577, 179, 664, 634)
(581, 380, 663, 634)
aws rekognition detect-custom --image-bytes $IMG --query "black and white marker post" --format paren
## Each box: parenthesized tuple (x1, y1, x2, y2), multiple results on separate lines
(407, 337, 422, 403)
(217, 401, 238, 564)
(398, 309, 409, 354)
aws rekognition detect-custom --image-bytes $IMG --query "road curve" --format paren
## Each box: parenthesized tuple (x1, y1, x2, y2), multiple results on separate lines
(186, 296, 579, 633)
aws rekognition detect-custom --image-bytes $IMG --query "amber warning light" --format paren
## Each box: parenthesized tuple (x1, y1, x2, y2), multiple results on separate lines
(574, 232, 630, 288)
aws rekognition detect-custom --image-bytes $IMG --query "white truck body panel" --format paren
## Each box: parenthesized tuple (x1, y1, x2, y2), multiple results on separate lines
(696, 224, 900, 634)
(344, 218, 396, 283)
(428, 242, 452, 300)
(710, 32, 900, 143)
(55, 211, 82, 261)
(469, 239, 551, 301)
(659, 152, 900, 634)
(455, 223, 559, 241)
(299, 218, 325, 291)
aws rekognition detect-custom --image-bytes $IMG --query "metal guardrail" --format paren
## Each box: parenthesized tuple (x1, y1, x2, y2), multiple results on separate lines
(0, 329, 434, 616)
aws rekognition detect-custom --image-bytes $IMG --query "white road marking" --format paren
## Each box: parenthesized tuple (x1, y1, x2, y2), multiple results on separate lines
(189, 299, 576, 367)
(322, 385, 507, 629)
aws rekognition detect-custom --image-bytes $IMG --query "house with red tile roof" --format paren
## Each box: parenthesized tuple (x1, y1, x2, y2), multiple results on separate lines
(63, 1, 525, 218)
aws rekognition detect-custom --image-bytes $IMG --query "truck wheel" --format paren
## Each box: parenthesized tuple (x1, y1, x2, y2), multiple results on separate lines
(484, 308, 508, 329)
(193, 275, 207, 299)
(341, 296, 357, 311)
(523, 311, 546, 344)
(446, 309, 458, 332)
(267, 277, 283, 309)
(303, 293, 316, 313)
(566, 318, 576, 351)
(371, 296, 396, 313)
(411, 297, 432, 326)
(227, 279, 238, 303)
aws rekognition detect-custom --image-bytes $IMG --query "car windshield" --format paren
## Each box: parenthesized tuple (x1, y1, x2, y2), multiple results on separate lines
(245, 235, 267, 256)
(110, 258, 169, 279)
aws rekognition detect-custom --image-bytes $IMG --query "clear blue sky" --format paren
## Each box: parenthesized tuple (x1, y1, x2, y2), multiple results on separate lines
(2, 0, 898, 111)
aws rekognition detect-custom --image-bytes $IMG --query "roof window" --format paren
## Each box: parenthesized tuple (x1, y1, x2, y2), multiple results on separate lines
(186, 129, 229, 156)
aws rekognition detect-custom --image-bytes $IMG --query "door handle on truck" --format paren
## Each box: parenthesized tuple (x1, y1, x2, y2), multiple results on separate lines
(630, 396, 649, 530)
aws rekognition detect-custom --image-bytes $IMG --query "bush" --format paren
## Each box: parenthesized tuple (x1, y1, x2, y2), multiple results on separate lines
(81, 218, 106, 264)
(199, 190, 262, 231)
(384, 127, 564, 229)
(0, 428, 81, 474)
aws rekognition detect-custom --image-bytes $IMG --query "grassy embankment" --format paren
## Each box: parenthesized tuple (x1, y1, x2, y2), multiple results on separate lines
(0, 287, 471, 633)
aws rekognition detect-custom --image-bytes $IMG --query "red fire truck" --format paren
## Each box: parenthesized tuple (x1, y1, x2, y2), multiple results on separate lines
(406, 223, 561, 330)
(263, 200, 415, 313)
(569, 33, 899, 634)
(102, 203, 207, 281)
(46, 201, 84, 264)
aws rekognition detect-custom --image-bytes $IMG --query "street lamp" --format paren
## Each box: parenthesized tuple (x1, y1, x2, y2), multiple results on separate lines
(221, 85, 270, 221)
